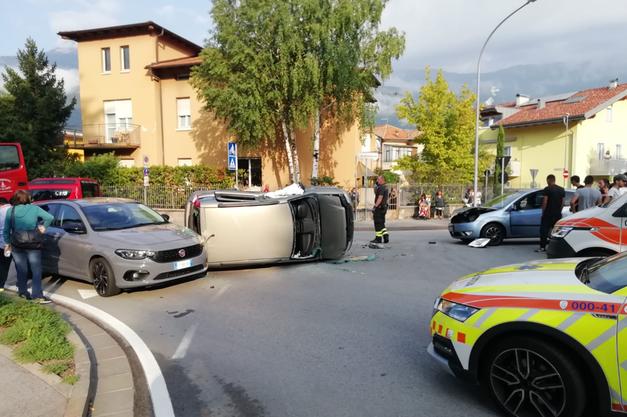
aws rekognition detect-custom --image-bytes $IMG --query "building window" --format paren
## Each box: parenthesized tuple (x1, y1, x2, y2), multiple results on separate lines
(103, 99, 133, 143)
(597, 143, 605, 160)
(503, 146, 512, 157)
(383, 145, 412, 162)
(118, 159, 134, 168)
(237, 158, 262, 188)
(101, 48, 111, 73)
(617, 144, 623, 160)
(606, 106, 613, 123)
(120, 46, 130, 71)
(177, 98, 191, 130)
(178, 158, 193, 167)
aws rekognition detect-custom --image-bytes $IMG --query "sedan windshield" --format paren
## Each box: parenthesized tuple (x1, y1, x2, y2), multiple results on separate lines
(486, 192, 525, 209)
(82, 203, 166, 231)
(578, 252, 627, 294)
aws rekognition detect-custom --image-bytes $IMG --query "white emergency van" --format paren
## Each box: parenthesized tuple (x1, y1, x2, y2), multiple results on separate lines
(547, 192, 627, 257)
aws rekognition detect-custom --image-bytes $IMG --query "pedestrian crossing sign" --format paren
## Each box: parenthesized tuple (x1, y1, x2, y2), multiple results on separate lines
(228, 142, 237, 157)
(228, 155, 237, 171)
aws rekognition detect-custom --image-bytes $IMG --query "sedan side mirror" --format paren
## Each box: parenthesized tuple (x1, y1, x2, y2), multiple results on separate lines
(62, 221, 86, 234)
(161, 214, 170, 223)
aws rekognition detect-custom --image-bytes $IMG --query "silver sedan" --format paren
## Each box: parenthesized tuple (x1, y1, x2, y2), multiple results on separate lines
(36, 198, 208, 296)
(448, 189, 575, 245)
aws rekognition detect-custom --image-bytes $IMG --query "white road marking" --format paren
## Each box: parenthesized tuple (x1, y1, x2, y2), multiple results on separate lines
(77, 289, 99, 299)
(213, 284, 231, 298)
(171, 323, 198, 360)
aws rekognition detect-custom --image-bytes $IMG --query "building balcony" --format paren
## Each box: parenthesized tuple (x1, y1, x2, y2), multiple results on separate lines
(589, 158, 627, 176)
(64, 124, 141, 149)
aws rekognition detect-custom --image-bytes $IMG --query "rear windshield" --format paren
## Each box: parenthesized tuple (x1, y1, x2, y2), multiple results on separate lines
(30, 189, 71, 201)
(81, 181, 99, 198)
(0, 145, 20, 172)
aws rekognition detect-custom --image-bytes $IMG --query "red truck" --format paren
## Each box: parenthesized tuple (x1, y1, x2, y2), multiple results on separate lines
(0, 143, 28, 203)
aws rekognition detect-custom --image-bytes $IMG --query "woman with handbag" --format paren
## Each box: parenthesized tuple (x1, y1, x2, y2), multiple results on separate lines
(3, 190, 54, 303)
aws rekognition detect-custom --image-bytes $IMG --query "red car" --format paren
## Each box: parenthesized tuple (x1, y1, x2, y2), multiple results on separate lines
(28, 178, 101, 202)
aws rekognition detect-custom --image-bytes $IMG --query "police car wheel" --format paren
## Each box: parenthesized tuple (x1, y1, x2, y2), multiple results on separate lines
(481, 223, 505, 246)
(483, 336, 586, 417)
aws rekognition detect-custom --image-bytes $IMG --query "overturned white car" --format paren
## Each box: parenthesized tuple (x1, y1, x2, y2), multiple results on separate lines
(184, 187, 354, 267)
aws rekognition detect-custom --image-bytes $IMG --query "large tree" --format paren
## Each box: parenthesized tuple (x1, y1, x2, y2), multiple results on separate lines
(192, 0, 404, 184)
(306, 0, 405, 180)
(395, 68, 490, 185)
(192, 0, 320, 184)
(1, 38, 75, 176)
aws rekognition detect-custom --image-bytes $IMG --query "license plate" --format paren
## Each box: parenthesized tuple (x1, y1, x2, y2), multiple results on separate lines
(173, 259, 192, 270)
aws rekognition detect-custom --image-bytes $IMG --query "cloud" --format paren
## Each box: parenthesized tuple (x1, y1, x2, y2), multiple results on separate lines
(49, 0, 122, 47)
(382, 0, 627, 73)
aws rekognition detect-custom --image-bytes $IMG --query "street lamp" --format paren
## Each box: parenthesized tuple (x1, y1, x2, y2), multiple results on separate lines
(473, 0, 537, 206)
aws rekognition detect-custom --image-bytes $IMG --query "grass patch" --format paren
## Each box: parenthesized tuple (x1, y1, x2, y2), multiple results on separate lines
(0, 293, 77, 383)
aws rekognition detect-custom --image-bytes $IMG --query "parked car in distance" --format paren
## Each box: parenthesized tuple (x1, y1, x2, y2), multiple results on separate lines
(35, 198, 208, 296)
(184, 187, 354, 267)
(448, 189, 575, 245)
(29, 177, 100, 202)
(0, 143, 28, 203)
(548, 192, 627, 258)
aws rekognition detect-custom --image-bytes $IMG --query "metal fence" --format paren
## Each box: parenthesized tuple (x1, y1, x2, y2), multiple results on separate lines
(101, 185, 211, 209)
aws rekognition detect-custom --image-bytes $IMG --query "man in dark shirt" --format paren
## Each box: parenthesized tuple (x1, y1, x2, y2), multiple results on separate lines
(371, 176, 389, 244)
(536, 174, 565, 252)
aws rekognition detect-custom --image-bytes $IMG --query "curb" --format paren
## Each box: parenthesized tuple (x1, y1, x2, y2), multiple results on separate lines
(8, 286, 175, 417)
(64, 326, 91, 417)
(48, 293, 175, 417)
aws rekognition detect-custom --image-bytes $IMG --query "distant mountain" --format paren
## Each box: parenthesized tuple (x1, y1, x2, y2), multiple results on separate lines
(376, 60, 627, 128)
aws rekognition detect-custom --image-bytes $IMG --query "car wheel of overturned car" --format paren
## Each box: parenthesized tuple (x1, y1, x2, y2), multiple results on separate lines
(90, 258, 121, 297)
(482, 336, 586, 417)
(481, 223, 505, 246)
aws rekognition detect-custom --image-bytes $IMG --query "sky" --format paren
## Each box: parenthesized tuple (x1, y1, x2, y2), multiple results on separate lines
(2, 0, 627, 123)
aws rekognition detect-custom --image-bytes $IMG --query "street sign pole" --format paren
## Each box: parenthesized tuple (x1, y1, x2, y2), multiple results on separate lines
(143, 156, 149, 205)
(227, 142, 238, 189)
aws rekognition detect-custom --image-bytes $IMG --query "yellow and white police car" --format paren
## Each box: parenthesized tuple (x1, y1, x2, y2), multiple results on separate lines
(429, 253, 627, 417)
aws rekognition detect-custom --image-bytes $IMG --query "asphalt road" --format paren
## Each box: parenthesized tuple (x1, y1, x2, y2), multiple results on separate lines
(29, 230, 545, 417)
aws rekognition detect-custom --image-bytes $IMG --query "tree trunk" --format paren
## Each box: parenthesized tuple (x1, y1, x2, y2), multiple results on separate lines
(281, 120, 300, 184)
(312, 108, 321, 180)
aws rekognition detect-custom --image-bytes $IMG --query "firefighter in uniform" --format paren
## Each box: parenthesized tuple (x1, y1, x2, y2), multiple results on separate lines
(371, 176, 389, 244)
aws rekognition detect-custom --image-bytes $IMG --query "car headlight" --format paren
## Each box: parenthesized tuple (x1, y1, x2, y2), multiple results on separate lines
(435, 298, 479, 322)
(115, 249, 156, 260)
(551, 226, 573, 238)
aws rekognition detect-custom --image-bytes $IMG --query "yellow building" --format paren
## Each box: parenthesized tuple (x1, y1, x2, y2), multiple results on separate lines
(480, 82, 627, 189)
(58, 22, 363, 190)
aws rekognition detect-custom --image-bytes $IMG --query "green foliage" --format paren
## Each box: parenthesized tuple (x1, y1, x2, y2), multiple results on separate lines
(0, 38, 75, 173)
(374, 168, 400, 184)
(310, 176, 337, 186)
(395, 68, 491, 185)
(493, 125, 505, 195)
(44, 153, 235, 189)
(0, 296, 74, 368)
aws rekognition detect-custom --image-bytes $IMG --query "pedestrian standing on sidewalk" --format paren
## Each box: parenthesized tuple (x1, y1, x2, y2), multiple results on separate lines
(607, 174, 627, 204)
(536, 174, 565, 253)
(3, 190, 54, 303)
(349, 187, 360, 214)
(571, 175, 602, 212)
(371, 176, 389, 244)
(434, 191, 445, 219)
(0, 200, 12, 292)
(598, 178, 610, 205)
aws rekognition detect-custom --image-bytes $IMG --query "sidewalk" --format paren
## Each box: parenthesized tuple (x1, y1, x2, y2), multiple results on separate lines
(0, 293, 141, 417)
(354, 218, 449, 231)
(0, 353, 67, 417)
